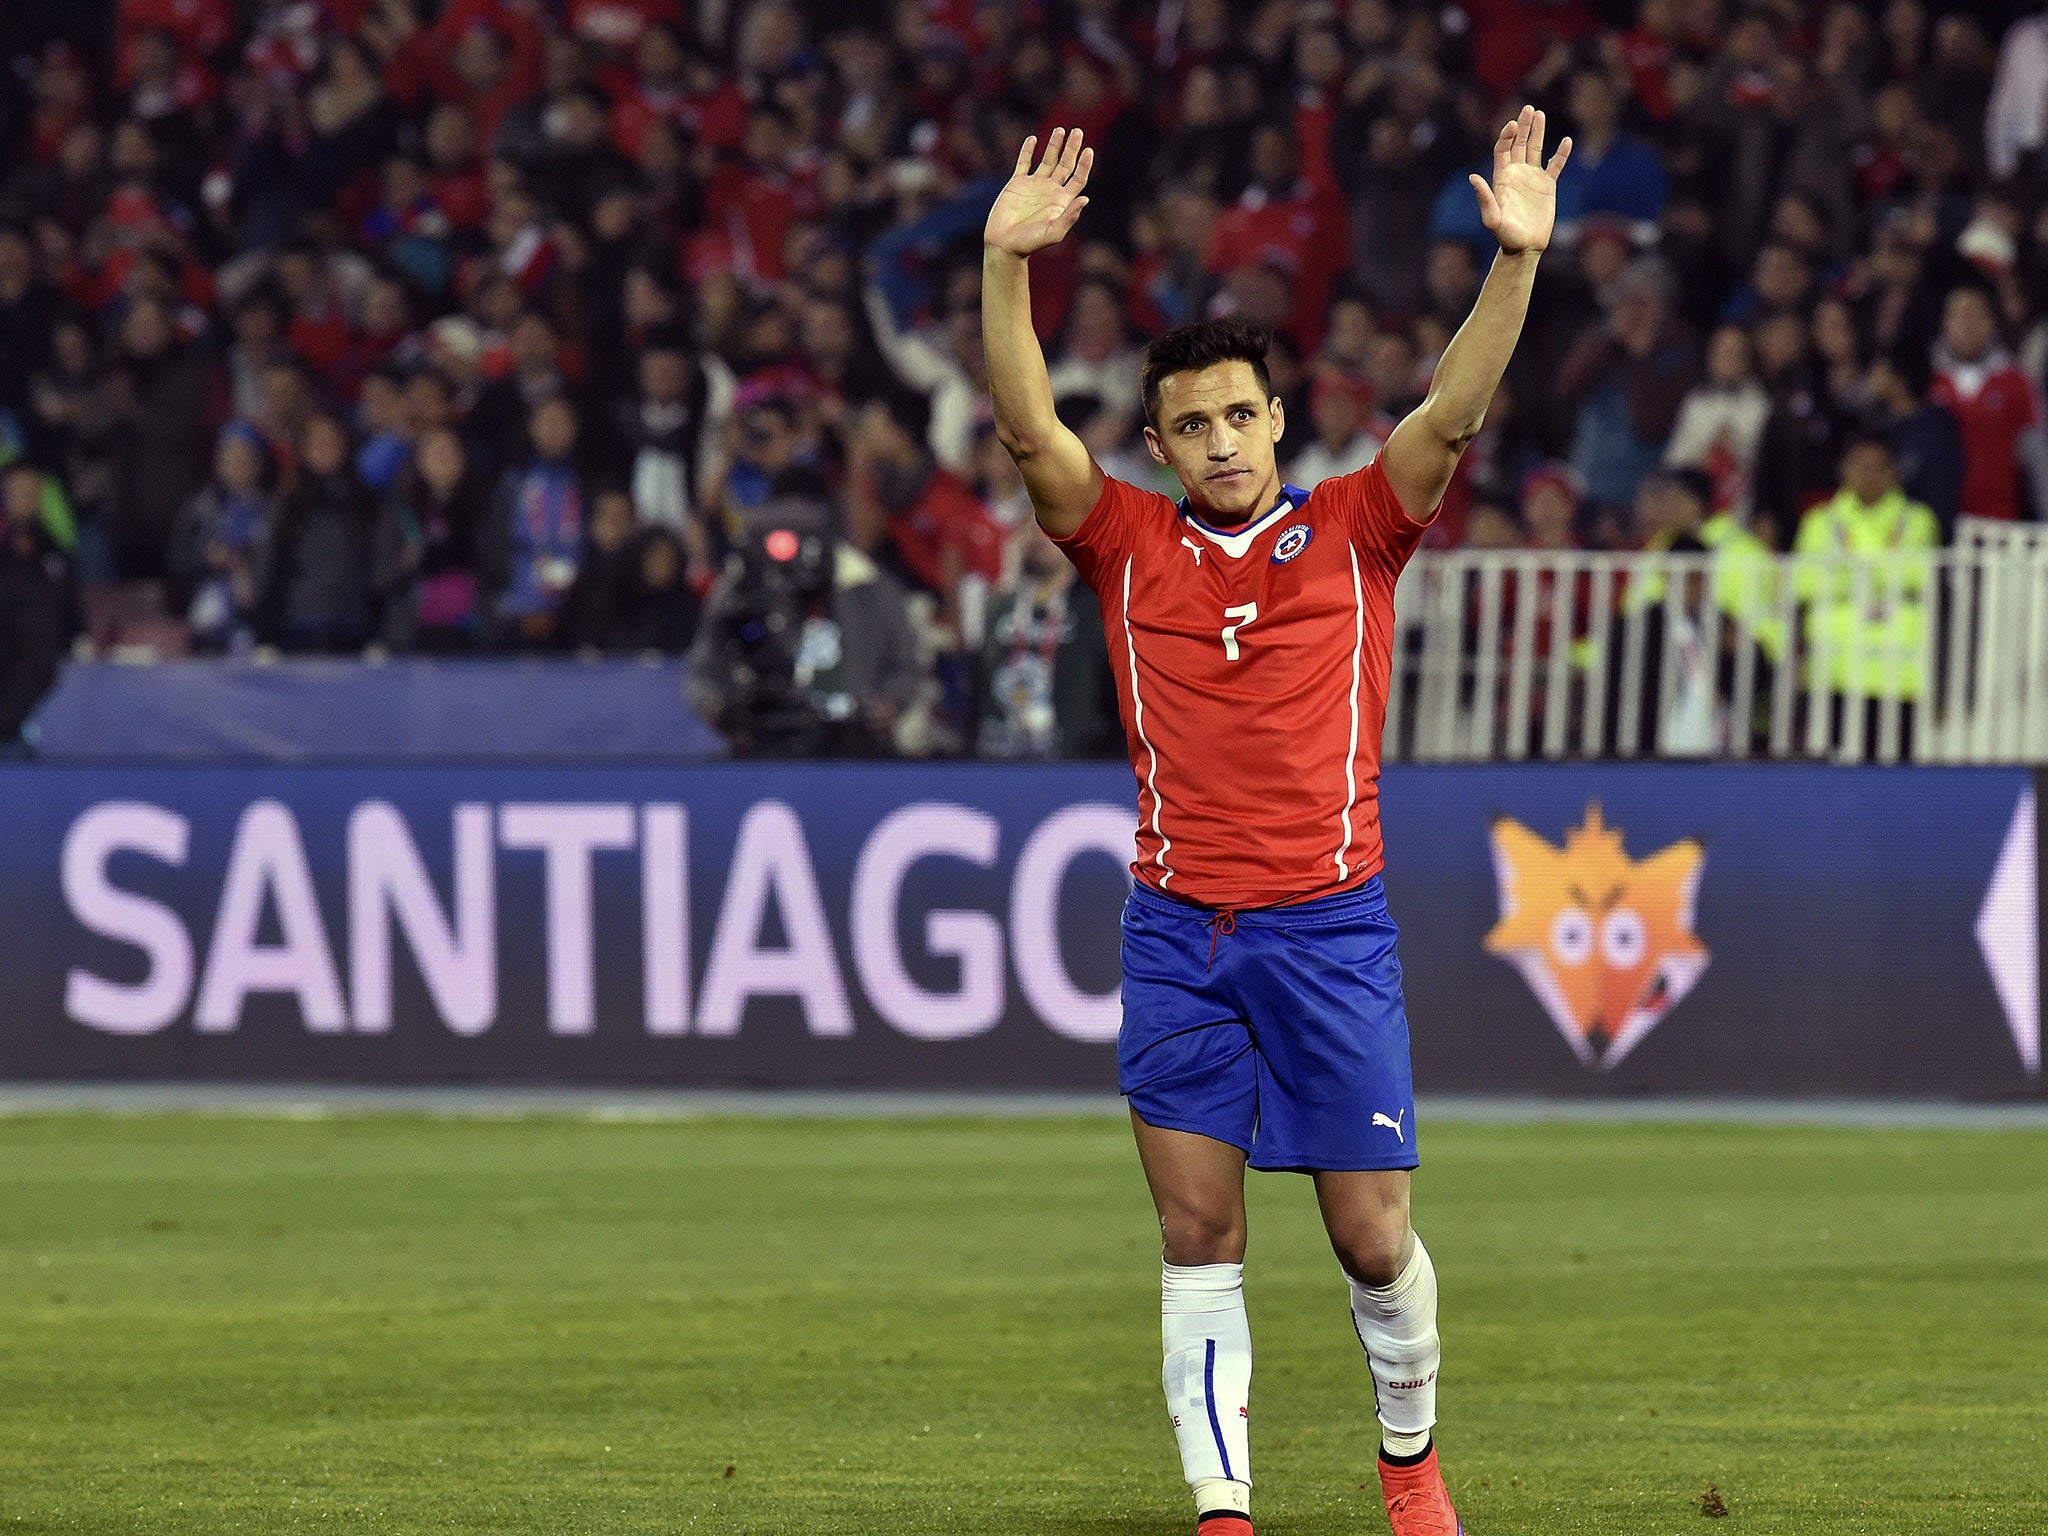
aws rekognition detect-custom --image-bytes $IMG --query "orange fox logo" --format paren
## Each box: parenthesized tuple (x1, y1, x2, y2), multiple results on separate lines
(1484, 803, 1708, 1068)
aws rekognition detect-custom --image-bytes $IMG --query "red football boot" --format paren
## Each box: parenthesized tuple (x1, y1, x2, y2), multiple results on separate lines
(1197, 1515, 1253, 1536)
(1378, 1446, 1464, 1536)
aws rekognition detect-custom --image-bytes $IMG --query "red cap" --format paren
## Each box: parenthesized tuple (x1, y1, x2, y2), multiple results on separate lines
(1311, 370, 1374, 414)
(1519, 460, 1583, 510)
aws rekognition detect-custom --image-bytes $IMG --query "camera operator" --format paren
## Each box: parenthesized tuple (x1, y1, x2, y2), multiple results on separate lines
(688, 494, 922, 756)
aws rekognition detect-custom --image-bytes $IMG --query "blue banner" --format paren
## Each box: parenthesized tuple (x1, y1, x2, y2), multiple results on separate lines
(31, 660, 726, 763)
(0, 763, 2036, 1095)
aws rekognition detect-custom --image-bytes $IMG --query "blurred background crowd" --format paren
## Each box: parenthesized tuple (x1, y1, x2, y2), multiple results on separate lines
(0, 0, 2043, 756)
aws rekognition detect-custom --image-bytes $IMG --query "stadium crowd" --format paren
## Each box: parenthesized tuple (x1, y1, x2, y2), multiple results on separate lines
(0, 0, 2043, 755)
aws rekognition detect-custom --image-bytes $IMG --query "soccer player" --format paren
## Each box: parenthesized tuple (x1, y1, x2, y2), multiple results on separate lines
(981, 110, 1570, 1536)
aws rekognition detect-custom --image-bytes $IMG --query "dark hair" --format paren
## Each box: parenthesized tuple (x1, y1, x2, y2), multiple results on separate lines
(235, 284, 286, 323)
(1140, 319, 1274, 430)
(640, 323, 692, 356)
(880, 388, 933, 444)
(1883, 342, 1932, 397)
(1053, 391, 1104, 430)
(1667, 466, 1715, 509)
(1841, 426, 1895, 461)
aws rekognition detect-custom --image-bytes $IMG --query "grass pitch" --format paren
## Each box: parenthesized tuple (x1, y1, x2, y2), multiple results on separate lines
(2, 1113, 2044, 1535)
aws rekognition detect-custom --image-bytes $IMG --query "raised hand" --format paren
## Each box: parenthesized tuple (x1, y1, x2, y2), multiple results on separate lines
(1468, 106, 1572, 256)
(984, 129, 1095, 258)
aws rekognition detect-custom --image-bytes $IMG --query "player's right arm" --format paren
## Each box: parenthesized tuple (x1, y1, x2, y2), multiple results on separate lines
(983, 129, 1102, 539)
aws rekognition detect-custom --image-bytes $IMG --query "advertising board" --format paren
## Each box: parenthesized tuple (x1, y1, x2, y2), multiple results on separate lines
(0, 764, 2036, 1096)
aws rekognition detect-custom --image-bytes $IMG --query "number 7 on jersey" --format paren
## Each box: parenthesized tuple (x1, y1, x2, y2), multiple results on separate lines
(1221, 602, 1259, 661)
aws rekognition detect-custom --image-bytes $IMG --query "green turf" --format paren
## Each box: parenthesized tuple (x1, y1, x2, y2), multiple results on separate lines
(1, 1114, 2044, 1534)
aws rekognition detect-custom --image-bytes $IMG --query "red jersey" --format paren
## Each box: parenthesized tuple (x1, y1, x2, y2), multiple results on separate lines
(1202, 180, 1347, 354)
(1931, 358, 2038, 522)
(882, 465, 1005, 593)
(1053, 462, 1428, 910)
(703, 163, 802, 283)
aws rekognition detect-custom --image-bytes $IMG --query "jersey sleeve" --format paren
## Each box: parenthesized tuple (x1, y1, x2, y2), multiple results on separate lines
(1049, 472, 1157, 590)
(1329, 457, 1434, 576)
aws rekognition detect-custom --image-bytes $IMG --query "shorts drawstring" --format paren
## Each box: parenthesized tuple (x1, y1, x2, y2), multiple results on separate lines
(1204, 910, 1237, 970)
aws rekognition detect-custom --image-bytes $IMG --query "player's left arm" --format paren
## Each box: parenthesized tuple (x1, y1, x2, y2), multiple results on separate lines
(1379, 105, 1572, 524)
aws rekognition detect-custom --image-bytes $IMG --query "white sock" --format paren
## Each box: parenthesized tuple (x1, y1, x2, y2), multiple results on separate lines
(1348, 1234, 1440, 1457)
(1162, 1261, 1252, 1508)
(1192, 1476, 1251, 1515)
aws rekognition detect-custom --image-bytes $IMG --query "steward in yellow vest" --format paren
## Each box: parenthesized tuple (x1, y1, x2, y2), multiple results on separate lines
(1624, 470, 1786, 660)
(1792, 435, 1939, 700)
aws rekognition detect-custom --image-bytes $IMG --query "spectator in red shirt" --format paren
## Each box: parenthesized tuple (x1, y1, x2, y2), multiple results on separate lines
(1459, 0, 1599, 101)
(1855, 82, 1919, 205)
(606, 21, 747, 161)
(1292, 24, 1348, 193)
(1617, 0, 1681, 123)
(274, 240, 356, 390)
(1205, 122, 1347, 354)
(846, 395, 1002, 635)
(116, 0, 232, 91)
(1930, 285, 2039, 522)
(423, 103, 491, 234)
(702, 104, 807, 285)
(1519, 463, 1596, 659)
(483, 186, 560, 299)
(25, 46, 94, 167)
(378, 0, 543, 150)
(1035, 47, 1130, 167)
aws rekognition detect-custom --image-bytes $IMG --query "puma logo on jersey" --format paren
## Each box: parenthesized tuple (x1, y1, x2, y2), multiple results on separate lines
(1179, 536, 1205, 566)
(1372, 1109, 1406, 1142)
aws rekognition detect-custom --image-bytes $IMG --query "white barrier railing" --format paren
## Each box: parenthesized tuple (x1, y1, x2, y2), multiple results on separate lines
(1385, 517, 2048, 764)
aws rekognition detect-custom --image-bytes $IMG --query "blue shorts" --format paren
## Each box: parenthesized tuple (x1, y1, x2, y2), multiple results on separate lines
(1118, 876, 1418, 1173)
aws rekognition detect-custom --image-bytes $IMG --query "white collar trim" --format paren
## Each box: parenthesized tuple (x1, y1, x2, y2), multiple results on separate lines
(1180, 495, 1297, 559)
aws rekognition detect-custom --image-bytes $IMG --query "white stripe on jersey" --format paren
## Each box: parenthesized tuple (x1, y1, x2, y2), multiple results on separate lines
(1123, 556, 1173, 885)
(1334, 542, 1365, 879)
